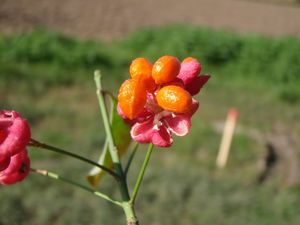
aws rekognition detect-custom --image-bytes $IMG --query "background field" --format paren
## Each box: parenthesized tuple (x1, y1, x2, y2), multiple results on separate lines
(1, 0, 300, 224)
(1, 24, 300, 225)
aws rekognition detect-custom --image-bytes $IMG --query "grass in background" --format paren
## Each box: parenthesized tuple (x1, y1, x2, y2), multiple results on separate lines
(1, 26, 299, 102)
(1, 26, 300, 225)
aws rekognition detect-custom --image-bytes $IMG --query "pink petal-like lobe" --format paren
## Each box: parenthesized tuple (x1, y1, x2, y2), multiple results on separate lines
(131, 117, 155, 143)
(152, 125, 173, 147)
(185, 75, 210, 96)
(189, 99, 200, 116)
(164, 114, 191, 137)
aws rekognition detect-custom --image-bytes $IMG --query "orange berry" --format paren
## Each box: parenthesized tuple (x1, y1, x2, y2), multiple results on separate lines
(118, 78, 147, 119)
(130, 58, 153, 80)
(152, 56, 181, 85)
(156, 85, 192, 113)
(130, 57, 157, 92)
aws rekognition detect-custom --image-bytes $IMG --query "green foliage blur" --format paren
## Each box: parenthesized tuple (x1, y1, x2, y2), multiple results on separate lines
(1, 26, 300, 102)
(1, 26, 300, 225)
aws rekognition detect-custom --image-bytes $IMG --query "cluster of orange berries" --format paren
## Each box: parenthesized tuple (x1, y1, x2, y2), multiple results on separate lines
(118, 56, 194, 119)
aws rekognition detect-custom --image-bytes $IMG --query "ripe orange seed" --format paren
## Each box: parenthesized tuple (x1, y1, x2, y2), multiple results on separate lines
(118, 78, 147, 119)
(156, 85, 192, 113)
(130, 57, 156, 92)
(130, 58, 152, 80)
(152, 56, 181, 85)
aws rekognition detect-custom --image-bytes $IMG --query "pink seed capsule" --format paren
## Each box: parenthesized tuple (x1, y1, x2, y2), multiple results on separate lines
(0, 110, 31, 158)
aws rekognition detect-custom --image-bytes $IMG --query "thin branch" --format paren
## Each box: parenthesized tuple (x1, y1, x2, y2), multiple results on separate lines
(29, 138, 120, 180)
(31, 168, 122, 207)
(130, 143, 154, 204)
(94, 70, 130, 201)
(124, 143, 139, 175)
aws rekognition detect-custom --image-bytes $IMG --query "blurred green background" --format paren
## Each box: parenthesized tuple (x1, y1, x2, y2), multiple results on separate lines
(1, 0, 300, 224)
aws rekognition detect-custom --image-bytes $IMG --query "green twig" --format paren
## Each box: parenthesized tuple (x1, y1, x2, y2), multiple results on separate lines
(29, 138, 120, 180)
(94, 70, 130, 201)
(31, 168, 122, 207)
(124, 142, 139, 175)
(130, 143, 154, 204)
(94, 71, 139, 224)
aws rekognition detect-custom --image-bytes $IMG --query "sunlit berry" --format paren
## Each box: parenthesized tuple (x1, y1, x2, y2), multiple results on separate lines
(152, 56, 181, 85)
(118, 78, 147, 120)
(130, 58, 157, 92)
(130, 58, 152, 80)
(156, 85, 192, 113)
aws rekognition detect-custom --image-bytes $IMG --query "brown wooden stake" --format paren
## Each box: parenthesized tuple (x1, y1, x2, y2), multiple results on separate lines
(216, 108, 238, 168)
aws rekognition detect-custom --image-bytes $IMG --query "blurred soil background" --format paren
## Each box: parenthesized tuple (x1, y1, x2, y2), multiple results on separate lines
(1, 0, 300, 39)
(0, 0, 300, 225)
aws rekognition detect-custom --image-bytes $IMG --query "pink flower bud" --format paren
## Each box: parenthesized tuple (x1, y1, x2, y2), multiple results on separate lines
(0, 110, 31, 158)
(0, 149, 30, 185)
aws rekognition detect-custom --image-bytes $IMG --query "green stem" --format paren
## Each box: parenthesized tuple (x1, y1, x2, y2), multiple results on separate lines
(29, 138, 120, 180)
(30, 168, 122, 207)
(94, 71, 130, 201)
(95, 71, 141, 224)
(124, 143, 139, 175)
(123, 202, 139, 225)
(130, 144, 154, 204)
